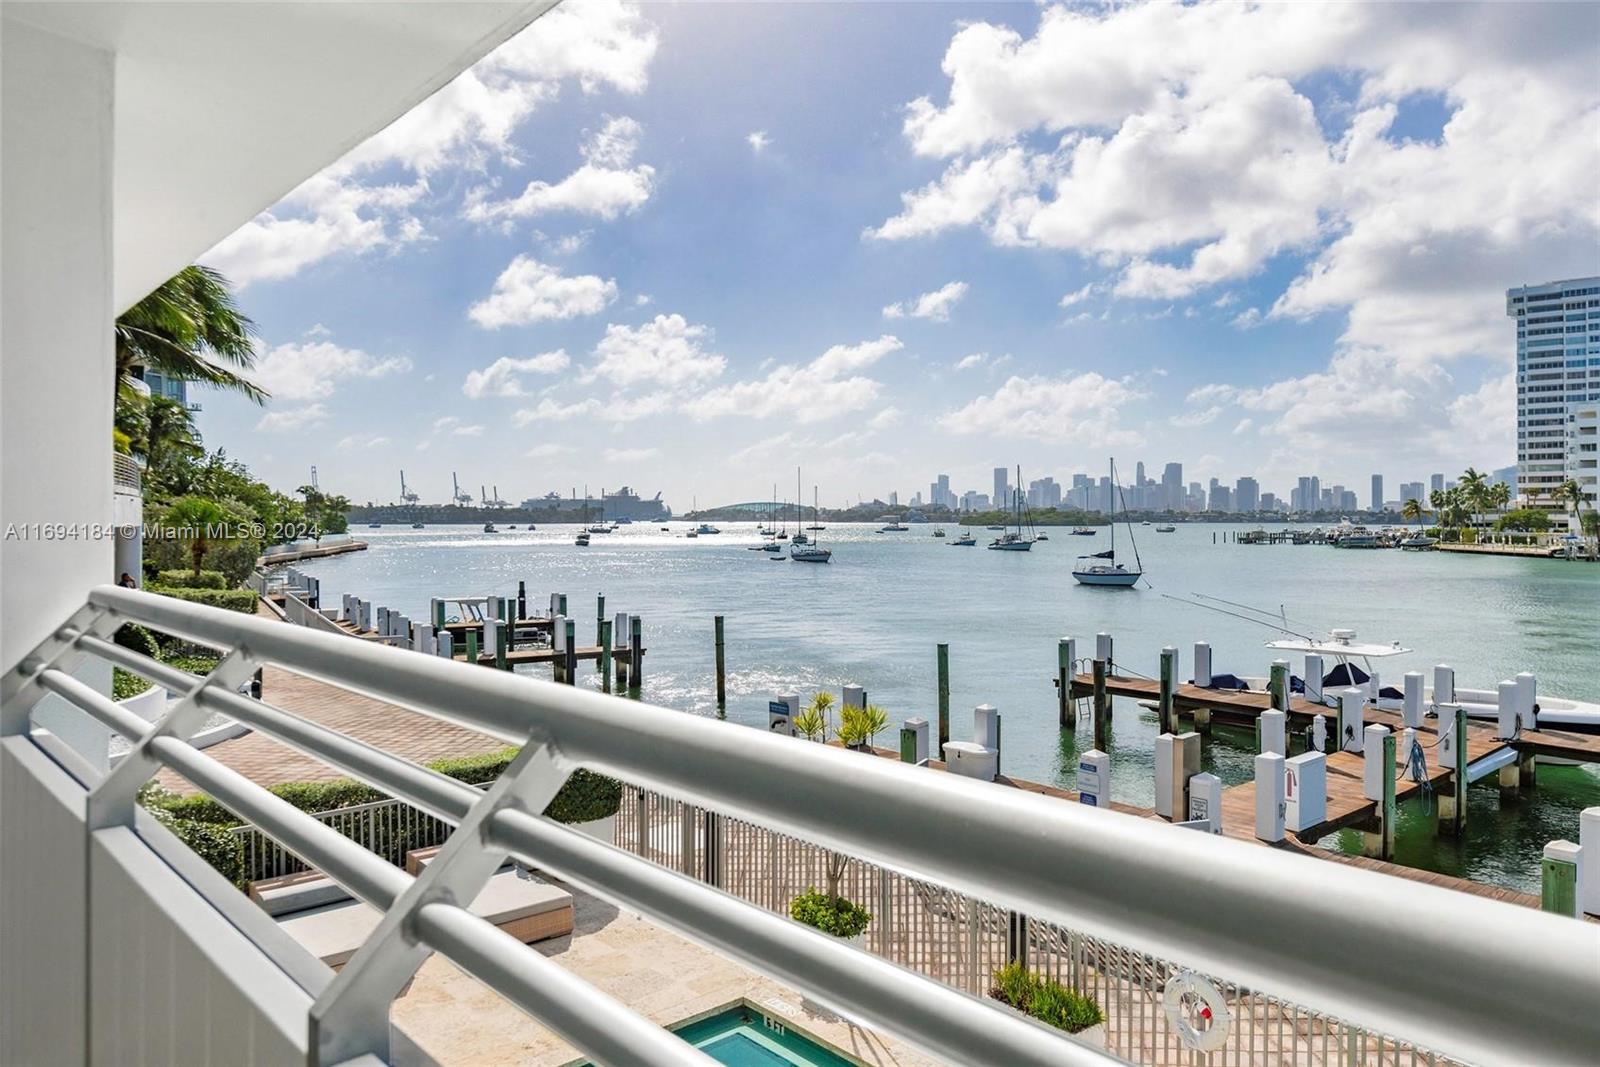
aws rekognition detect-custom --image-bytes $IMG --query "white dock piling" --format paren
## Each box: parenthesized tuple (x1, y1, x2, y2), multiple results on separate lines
(842, 684, 866, 710)
(1339, 688, 1366, 753)
(1259, 709, 1287, 755)
(1516, 672, 1538, 732)
(1254, 753, 1286, 843)
(1304, 653, 1324, 704)
(1403, 672, 1424, 728)
(411, 623, 435, 656)
(1193, 642, 1212, 687)
(1285, 751, 1326, 833)
(1433, 664, 1456, 707)
(1077, 749, 1110, 808)
(1095, 632, 1113, 671)
(437, 631, 453, 660)
(1155, 732, 1201, 821)
(900, 717, 929, 765)
(1187, 772, 1222, 833)
(1363, 725, 1391, 801)
(1497, 681, 1519, 740)
(1312, 714, 1327, 753)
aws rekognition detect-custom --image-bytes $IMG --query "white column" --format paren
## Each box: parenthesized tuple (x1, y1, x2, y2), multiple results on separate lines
(1193, 642, 1212, 687)
(842, 684, 866, 710)
(1516, 673, 1538, 732)
(1254, 753, 1286, 842)
(1259, 709, 1287, 755)
(1497, 680, 1519, 740)
(1403, 672, 1424, 728)
(1433, 664, 1456, 706)
(1303, 653, 1324, 704)
(1076, 750, 1110, 808)
(1339, 687, 1366, 752)
(1363, 725, 1391, 801)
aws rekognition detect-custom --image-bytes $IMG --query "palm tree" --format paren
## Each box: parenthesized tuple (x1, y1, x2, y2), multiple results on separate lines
(1401, 498, 1425, 529)
(162, 496, 232, 575)
(1458, 468, 1488, 527)
(115, 265, 264, 405)
(1556, 478, 1589, 533)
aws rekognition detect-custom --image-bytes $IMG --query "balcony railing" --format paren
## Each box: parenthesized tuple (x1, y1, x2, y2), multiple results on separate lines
(3, 585, 1597, 1066)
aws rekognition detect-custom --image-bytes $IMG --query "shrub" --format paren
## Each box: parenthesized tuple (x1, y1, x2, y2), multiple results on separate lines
(789, 887, 873, 938)
(162, 653, 223, 676)
(113, 622, 161, 660)
(147, 585, 259, 614)
(112, 667, 153, 701)
(543, 768, 623, 823)
(156, 568, 229, 589)
(990, 962, 1102, 1034)
(145, 805, 246, 889)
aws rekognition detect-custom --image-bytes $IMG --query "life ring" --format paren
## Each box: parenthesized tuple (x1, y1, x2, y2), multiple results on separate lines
(1163, 971, 1231, 1052)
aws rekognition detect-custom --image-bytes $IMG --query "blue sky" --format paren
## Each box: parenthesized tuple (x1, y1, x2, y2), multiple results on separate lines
(199, 1, 1600, 509)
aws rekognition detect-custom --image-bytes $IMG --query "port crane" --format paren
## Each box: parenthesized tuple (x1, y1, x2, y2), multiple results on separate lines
(451, 472, 473, 507)
(399, 470, 419, 505)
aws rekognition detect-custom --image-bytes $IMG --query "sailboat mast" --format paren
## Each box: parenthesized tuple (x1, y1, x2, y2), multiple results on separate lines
(1110, 459, 1117, 556)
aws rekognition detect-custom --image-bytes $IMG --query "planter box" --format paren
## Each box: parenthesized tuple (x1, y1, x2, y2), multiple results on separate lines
(569, 813, 617, 845)
(118, 683, 168, 724)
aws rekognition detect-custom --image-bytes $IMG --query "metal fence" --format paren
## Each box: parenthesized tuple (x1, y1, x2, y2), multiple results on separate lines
(616, 787, 1458, 1067)
(234, 795, 457, 883)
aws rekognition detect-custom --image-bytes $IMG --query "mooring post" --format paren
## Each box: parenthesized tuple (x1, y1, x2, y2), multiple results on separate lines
(1092, 657, 1109, 752)
(551, 615, 566, 683)
(714, 614, 727, 715)
(1269, 659, 1290, 712)
(564, 618, 577, 684)
(629, 616, 643, 695)
(1581, 808, 1600, 918)
(431, 597, 446, 631)
(1095, 631, 1113, 676)
(464, 627, 479, 666)
(1057, 638, 1076, 729)
(1254, 752, 1286, 843)
(1362, 725, 1395, 860)
(516, 581, 526, 621)
(596, 592, 606, 643)
(599, 619, 613, 694)
(900, 717, 929, 765)
(495, 618, 509, 670)
(1541, 841, 1581, 917)
(1439, 705, 1468, 837)
(437, 631, 453, 661)
(937, 643, 951, 748)
(1158, 646, 1176, 735)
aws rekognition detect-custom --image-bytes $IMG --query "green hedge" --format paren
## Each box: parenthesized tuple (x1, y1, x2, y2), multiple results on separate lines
(142, 747, 623, 885)
(112, 668, 154, 701)
(145, 804, 246, 889)
(156, 569, 229, 589)
(991, 962, 1102, 1034)
(789, 888, 873, 938)
(113, 622, 161, 659)
(147, 584, 259, 613)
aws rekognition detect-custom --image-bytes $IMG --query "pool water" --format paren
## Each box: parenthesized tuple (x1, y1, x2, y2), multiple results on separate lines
(674, 1008, 856, 1066)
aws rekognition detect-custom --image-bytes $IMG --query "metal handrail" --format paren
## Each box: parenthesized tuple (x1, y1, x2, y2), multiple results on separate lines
(9, 584, 1599, 1066)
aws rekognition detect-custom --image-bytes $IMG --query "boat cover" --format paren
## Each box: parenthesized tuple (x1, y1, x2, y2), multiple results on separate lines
(1204, 673, 1250, 691)
(1323, 663, 1370, 687)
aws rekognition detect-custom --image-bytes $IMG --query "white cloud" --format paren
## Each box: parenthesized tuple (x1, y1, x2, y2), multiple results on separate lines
(526, 443, 575, 459)
(587, 314, 725, 388)
(684, 336, 903, 423)
(603, 447, 659, 462)
(250, 338, 411, 401)
(1231, 308, 1263, 329)
(1058, 283, 1096, 308)
(1170, 406, 1221, 428)
(955, 352, 988, 371)
(462, 351, 572, 398)
(201, 0, 658, 284)
(452, 424, 485, 437)
(513, 393, 665, 427)
(336, 433, 390, 449)
(468, 257, 617, 328)
(882, 281, 969, 322)
(747, 130, 771, 153)
(465, 116, 655, 224)
(939, 372, 1143, 443)
(868, 407, 903, 430)
(256, 404, 328, 432)
(1232, 418, 1254, 435)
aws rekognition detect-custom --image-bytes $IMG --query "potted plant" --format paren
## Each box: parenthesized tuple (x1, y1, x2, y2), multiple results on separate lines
(792, 692, 832, 742)
(789, 885, 872, 946)
(990, 962, 1104, 1046)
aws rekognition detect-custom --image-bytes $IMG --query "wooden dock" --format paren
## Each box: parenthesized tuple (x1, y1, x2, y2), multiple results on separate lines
(454, 644, 637, 668)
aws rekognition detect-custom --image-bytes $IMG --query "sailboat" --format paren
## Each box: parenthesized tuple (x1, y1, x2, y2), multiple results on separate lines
(1072, 459, 1143, 587)
(791, 483, 831, 562)
(987, 465, 1036, 550)
(791, 469, 810, 545)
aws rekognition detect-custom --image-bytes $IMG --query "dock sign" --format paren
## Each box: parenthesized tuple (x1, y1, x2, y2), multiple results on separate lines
(1077, 750, 1110, 807)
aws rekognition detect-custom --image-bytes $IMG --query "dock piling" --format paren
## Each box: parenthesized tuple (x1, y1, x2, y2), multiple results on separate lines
(437, 631, 453, 660)
(1254, 752, 1286, 843)
(1091, 658, 1109, 751)
(629, 616, 643, 695)
(551, 615, 566, 682)
(1056, 639, 1074, 729)
(1304, 653, 1323, 705)
(1193, 641, 1212, 687)
(1187, 772, 1222, 832)
(1403, 672, 1424, 728)
(464, 627, 479, 666)
(937, 643, 951, 747)
(516, 581, 526, 621)
(596, 593, 606, 644)
(1438, 706, 1469, 837)
(1095, 632, 1113, 674)
(1338, 688, 1365, 752)
(714, 615, 726, 714)
(1582, 808, 1600, 917)
(1541, 841, 1581, 917)
(1158, 646, 1176, 734)
(900, 717, 929, 765)
(599, 620, 613, 693)
(1269, 660, 1290, 712)
(564, 618, 577, 684)
(1258, 709, 1286, 755)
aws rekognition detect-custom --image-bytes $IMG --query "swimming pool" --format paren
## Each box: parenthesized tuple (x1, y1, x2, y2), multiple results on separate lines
(671, 1007, 856, 1066)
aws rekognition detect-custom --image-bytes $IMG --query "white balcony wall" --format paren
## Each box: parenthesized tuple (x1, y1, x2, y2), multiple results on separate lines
(2, 17, 116, 766)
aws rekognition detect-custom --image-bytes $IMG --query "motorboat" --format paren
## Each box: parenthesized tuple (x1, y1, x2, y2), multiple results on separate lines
(932, 528, 946, 538)
(986, 524, 1006, 531)
(368, 523, 381, 529)
(950, 533, 977, 546)
(1072, 459, 1142, 587)
(1071, 527, 1096, 536)
(1399, 535, 1437, 550)
(1156, 524, 1176, 533)
(879, 522, 909, 532)
(1035, 532, 1049, 541)
(695, 522, 721, 535)
(1332, 525, 1383, 548)
(411, 521, 424, 529)
(575, 532, 590, 547)
(483, 522, 497, 533)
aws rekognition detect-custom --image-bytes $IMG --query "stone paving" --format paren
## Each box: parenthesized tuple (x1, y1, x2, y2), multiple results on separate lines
(390, 882, 946, 1067)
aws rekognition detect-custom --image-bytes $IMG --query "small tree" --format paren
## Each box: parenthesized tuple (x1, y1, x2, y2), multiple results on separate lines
(162, 496, 233, 576)
(1401, 498, 1424, 529)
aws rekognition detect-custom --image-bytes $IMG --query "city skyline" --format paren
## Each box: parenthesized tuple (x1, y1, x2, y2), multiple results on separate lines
(188, 2, 1599, 506)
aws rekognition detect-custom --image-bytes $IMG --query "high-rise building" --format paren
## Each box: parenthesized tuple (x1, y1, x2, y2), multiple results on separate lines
(1235, 476, 1259, 513)
(930, 474, 952, 510)
(993, 467, 1009, 513)
(1508, 275, 1600, 517)
(1162, 463, 1182, 511)
(1187, 481, 1204, 511)
(1400, 481, 1424, 506)
(1260, 492, 1278, 512)
(1370, 475, 1383, 512)
(889, 490, 899, 507)
(1430, 473, 1444, 494)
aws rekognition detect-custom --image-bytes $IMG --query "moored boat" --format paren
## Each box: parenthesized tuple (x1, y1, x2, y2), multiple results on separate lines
(1072, 459, 1143, 587)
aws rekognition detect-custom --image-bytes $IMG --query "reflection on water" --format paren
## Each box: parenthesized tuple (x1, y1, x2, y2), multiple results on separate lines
(305, 522, 1599, 892)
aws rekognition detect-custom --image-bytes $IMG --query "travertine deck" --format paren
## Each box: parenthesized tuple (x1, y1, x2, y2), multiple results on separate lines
(390, 883, 945, 1067)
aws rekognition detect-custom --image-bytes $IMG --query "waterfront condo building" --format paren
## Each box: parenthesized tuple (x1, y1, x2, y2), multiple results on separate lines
(1508, 275, 1600, 526)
